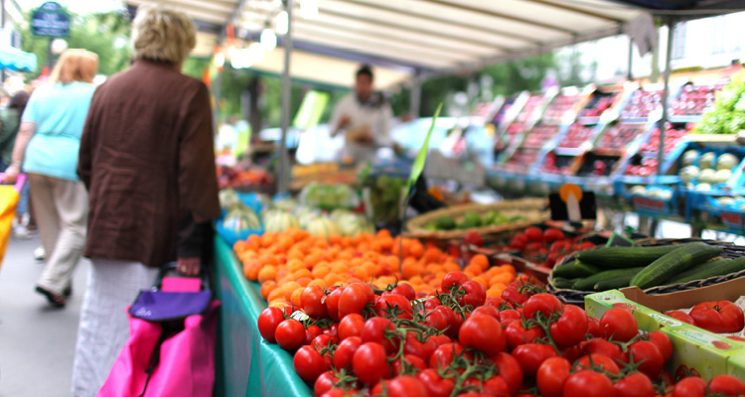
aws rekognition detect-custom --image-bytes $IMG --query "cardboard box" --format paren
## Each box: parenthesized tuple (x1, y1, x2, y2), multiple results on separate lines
(585, 277, 745, 380)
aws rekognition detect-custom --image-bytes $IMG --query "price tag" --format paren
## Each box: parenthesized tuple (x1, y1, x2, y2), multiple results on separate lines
(549, 183, 597, 221)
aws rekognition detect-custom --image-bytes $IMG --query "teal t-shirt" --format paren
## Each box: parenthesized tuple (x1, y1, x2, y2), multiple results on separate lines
(22, 82, 95, 181)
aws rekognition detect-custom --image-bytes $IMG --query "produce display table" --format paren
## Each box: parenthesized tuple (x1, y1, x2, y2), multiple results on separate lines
(213, 236, 312, 397)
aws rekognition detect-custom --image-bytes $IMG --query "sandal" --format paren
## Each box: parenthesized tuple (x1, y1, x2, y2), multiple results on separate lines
(35, 286, 66, 308)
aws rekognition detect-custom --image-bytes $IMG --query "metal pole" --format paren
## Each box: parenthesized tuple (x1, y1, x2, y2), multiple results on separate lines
(657, 18, 674, 176)
(409, 72, 421, 118)
(627, 35, 634, 80)
(277, 0, 293, 194)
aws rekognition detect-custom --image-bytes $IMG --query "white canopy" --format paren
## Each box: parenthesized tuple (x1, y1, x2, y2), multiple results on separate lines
(128, 0, 646, 88)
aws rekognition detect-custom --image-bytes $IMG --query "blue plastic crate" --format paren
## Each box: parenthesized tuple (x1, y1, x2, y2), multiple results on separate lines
(619, 175, 684, 218)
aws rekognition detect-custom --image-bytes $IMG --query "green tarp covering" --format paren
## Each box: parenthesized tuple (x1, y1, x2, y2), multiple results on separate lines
(214, 237, 313, 397)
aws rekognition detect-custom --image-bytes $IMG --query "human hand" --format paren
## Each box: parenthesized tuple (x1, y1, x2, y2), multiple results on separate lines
(338, 115, 351, 130)
(3, 165, 19, 184)
(176, 257, 201, 276)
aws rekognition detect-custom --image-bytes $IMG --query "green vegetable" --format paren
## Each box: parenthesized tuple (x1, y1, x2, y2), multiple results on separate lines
(550, 277, 577, 289)
(573, 267, 645, 291)
(458, 212, 483, 229)
(630, 243, 722, 289)
(668, 256, 745, 284)
(433, 217, 456, 230)
(552, 260, 600, 278)
(577, 244, 693, 269)
(593, 269, 645, 291)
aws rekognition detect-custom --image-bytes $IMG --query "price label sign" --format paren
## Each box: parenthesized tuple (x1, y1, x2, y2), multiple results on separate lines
(549, 183, 597, 221)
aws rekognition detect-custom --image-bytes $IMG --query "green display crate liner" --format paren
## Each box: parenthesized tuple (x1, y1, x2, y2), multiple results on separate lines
(214, 236, 313, 397)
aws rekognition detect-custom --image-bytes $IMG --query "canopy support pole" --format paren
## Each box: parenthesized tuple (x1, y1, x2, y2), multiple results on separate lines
(278, 0, 293, 195)
(657, 18, 675, 176)
(410, 71, 421, 118)
(627, 35, 634, 80)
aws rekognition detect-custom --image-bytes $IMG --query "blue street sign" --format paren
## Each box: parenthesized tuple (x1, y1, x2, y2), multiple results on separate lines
(31, 2, 70, 38)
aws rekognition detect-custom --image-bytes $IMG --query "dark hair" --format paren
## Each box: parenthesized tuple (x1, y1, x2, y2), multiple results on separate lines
(356, 64, 373, 81)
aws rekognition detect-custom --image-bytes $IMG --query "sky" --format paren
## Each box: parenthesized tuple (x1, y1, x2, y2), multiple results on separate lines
(20, 0, 124, 14)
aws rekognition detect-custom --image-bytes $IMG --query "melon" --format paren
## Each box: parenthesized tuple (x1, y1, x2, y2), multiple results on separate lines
(682, 150, 699, 166)
(714, 169, 733, 184)
(700, 152, 716, 169)
(696, 183, 712, 192)
(629, 185, 647, 196)
(717, 153, 739, 170)
(697, 168, 717, 184)
(679, 165, 699, 184)
(219, 189, 240, 209)
(264, 210, 300, 232)
(306, 217, 340, 238)
(223, 207, 261, 231)
(332, 211, 373, 236)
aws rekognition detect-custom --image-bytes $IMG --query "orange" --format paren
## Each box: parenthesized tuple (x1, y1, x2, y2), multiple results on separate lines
(464, 264, 482, 276)
(489, 273, 514, 286)
(257, 265, 278, 283)
(267, 287, 285, 302)
(243, 262, 261, 280)
(307, 279, 327, 290)
(260, 280, 277, 299)
(469, 254, 490, 272)
(312, 263, 332, 279)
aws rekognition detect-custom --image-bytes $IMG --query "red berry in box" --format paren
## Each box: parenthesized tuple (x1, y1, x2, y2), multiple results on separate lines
(543, 228, 565, 243)
(510, 234, 528, 250)
(524, 227, 543, 242)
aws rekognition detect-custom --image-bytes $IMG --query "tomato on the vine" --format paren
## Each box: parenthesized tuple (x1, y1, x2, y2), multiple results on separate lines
(301, 285, 327, 318)
(562, 370, 615, 397)
(498, 309, 522, 326)
(258, 307, 284, 343)
(391, 283, 416, 301)
(586, 316, 602, 338)
(352, 342, 389, 386)
(429, 343, 463, 370)
(275, 319, 306, 352)
(338, 313, 365, 340)
(458, 313, 505, 356)
(689, 300, 745, 333)
(442, 271, 468, 291)
(501, 284, 529, 306)
(708, 375, 745, 397)
(481, 376, 511, 396)
(550, 304, 588, 348)
(376, 293, 413, 318)
(522, 293, 563, 319)
(672, 377, 706, 397)
(417, 369, 455, 397)
(505, 320, 544, 349)
(647, 331, 673, 362)
(471, 305, 500, 319)
(666, 310, 694, 325)
(404, 332, 436, 360)
(293, 345, 329, 383)
(392, 354, 428, 375)
(314, 371, 337, 397)
(361, 317, 398, 354)
(580, 338, 624, 363)
(627, 340, 664, 378)
(493, 352, 524, 395)
(613, 372, 655, 397)
(424, 309, 450, 331)
(600, 307, 638, 342)
(338, 283, 373, 318)
(576, 354, 621, 375)
(325, 288, 342, 321)
(305, 325, 323, 344)
(512, 343, 557, 377)
(386, 375, 428, 397)
(333, 336, 361, 370)
(537, 357, 570, 397)
(459, 280, 486, 308)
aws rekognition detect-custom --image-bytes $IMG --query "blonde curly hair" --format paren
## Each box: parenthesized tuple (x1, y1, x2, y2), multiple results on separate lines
(131, 5, 196, 65)
(50, 49, 99, 84)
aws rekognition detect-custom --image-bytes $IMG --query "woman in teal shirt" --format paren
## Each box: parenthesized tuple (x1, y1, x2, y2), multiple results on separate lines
(4, 49, 98, 307)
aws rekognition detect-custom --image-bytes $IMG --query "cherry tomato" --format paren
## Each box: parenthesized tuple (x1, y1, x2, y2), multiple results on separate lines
(424, 309, 450, 331)
(333, 336, 361, 370)
(666, 310, 695, 325)
(672, 377, 706, 397)
(537, 357, 570, 397)
(361, 317, 398, 354)
(627, 340, 664, 378)
(435, 305, 463, 338)
(404, 332, 436, 360)
(305, 325, 323, 345)
(576, 354, 621, 375)
(471, 305, 500, 319)
(352, 342, 389, 386)
(391, 283, 416, 301)
(429, 334, 451, 347)
(376, 293, 413, 319)
(613, 372, 655, 397)
(459, 313, 505, 356)
(325, 288, 342, 321)
(522, 293, 563, 319)
(293, 345, 329, 383)
(482, 376, 510, 397)
(442, 271, 468, 291)
(502, 285, 529, 306)
(512, 343, 557, 377)
(429, 343, 464, 370)
(423, 296, 441, 311)
(311, 334, 337, 357)
(505, 321, 545, 349)
(499, 309, 522, 326)
(580, 338, 624, 363)
(600, 307, 638, 342)
(563, 370, 614, 397)
(275, 319, 306, 352)
(459, 280, 486, 308)
(258, 307, 284, 342)
(301, 285, 327, 318)
(647, 331, 673, 362)
(493, 352, 524, 395)
(550, 304, 588, 348)
(338, 283, 372, 318)
(314, 371, 337, 397)
(708, 374, 745, 397)
(392, 354, 427, 375)
(587, 316, 602, 338)
(338, 313, 365, 340)
(690, 300, 745, 333)
(417, 369, 455, 397)
(387, 375, 428, 397)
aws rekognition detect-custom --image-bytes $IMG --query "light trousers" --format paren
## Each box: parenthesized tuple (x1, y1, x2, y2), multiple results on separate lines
(28, 174, 88, 294)
(71, 258, 159, 397)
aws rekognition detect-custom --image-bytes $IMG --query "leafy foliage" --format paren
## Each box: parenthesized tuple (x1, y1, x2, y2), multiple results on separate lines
(695, 71, 745, 134)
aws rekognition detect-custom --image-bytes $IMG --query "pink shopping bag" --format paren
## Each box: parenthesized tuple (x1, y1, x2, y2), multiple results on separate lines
(97, 299, 220, 397)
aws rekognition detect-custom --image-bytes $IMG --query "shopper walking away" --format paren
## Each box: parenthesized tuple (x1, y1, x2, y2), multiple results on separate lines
(72, 6, 220, 396)
(3, 49, 98, 307)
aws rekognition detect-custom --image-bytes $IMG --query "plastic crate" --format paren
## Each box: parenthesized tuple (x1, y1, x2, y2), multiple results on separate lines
(619, 175, 685, 218)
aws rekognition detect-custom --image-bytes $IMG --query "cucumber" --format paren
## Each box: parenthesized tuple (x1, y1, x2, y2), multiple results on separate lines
(668, 256, 745, 284)
(552, 260, 600, 278)
(593, 268, 645, 291)
(577, 244, 691, 269)
(573, 267, 645, 291)
(550, 277, 577, 289)
(630, 243, 722, 289)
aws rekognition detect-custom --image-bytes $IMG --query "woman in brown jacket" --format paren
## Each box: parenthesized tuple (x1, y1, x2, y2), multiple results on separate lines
(71, 6, 220, 396)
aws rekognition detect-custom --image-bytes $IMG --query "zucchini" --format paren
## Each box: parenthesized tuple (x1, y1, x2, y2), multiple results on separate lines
(552, 260, 600, 278)
(550, 277, 577, 289)
(577, 244, 694, 269)
(630, 243, 722, 289)
(668, 256, 745, 284)
(573, 267, 645, 291)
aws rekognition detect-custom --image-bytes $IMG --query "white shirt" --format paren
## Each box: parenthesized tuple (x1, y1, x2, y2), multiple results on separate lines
(330, 93, 393, 161)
